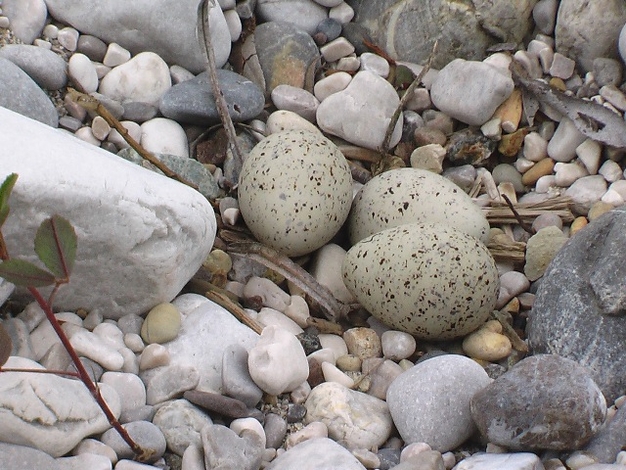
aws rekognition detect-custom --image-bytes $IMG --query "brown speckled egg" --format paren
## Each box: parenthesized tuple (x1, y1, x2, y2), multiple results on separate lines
(348, 168, 490, 245)
(238, 130, 352, 257)
(342, 222, 499, 340)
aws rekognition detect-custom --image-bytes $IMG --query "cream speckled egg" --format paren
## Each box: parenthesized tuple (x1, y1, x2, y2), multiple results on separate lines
(238, 130, 352, 257)
(348, 168, 489, 245)
(342, 222, 499, 340)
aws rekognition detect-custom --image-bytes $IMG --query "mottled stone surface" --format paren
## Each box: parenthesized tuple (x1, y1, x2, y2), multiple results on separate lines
(527, 208, 626, 402)
(471, 354, 606, 450)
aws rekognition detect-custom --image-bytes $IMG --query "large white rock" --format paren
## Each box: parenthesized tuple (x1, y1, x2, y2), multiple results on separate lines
(44, 0, 231, 73)
(0, 107, 216, 319)
(0, 356, 121, 457)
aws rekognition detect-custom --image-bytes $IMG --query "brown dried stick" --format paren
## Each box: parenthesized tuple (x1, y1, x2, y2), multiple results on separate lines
(197, 0, 243, 169)
(381, 41, 438, 153)
(66, 88, 199, 190)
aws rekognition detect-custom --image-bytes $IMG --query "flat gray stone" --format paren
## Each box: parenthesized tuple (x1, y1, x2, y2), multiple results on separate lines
(152, 399, 213, 457)
(471, 354, 606, 450)
(527, 207, 626, 402)
(44, 0, 231, 73)
(0, 59, 58, 127)
(2, 0, 47, 44)
(0, 44, 68, 90)
(386, 354, 491, 452)
(100, 420, 166, 463)
(0, 356, 121, 458)
(266, 437, 366, 470)
(202, 424, 264, 470)
(160, 69, 265, 126)
(0, 107, 216, 319)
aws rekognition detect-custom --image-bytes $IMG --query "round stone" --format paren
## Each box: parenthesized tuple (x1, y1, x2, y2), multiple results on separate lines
(141, 303, 182, 344)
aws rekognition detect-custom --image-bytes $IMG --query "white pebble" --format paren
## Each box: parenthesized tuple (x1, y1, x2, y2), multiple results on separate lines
(359, 52, 390, 78)
(320, 37, 355, 62)
(600, 84, 626, 111)
(329, 2, 354, 23)
(547, 118, 587, 162)
(75, 126, 101, 146)
(404, 87, 431, 112)
(91, 115, 111, 141)
(169, 64, 195, 84)
(107, 120, 142, 148)
(483, 52, 512, 72)
(321, 361, 355, 388)
(140, 117, 189, 158)
(609, 180, 626, 200)
(513, 50, 543, 78)
(230, 417, 266, 448)
(284, 421, 328, 449)
(314, 71, 352, 102)
(576, 139, 602, 174)
(599, 160, 623, 182)
(243, 276, 291, 312)
(103, 42, 131, 67)
(283, 295, 310, 328)
(309, 243, 355, 303)
(57, 26, 79, 51)
(554, 161, 588, 186)
(523, 131, 548, 162)
(381, 331, 416, 361)
(248, 325, 309, 395)
(318, 333, 348, 362)
(70, 328, 124, 370)
(514, 157, 535, 174)
(68, 53, 99, 93)
(290, 380, 311, 405)
(335, 55, 360, 72)
(601, 188, 625, 206)
(535, 174, 557, 193)
(497, 271, 531, 309)
(271, 84, 320, 122)
(309, 348, 337, 366)
(257, 307, 304, 335)
(223, 8, 242, 42)
(139, 343, 170, 370)
(33, 39, 52, 50)
(480, 117, 502, 139)
(124, 333, 145, 353)
(550, 52, 576, 79)
(94, 63, 111, 79)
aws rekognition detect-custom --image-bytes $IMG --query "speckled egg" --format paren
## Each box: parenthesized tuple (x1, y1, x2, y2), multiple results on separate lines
(348, 168, 490, 245)
(342, 222, 499, 340)
(238, 130, 352, 257)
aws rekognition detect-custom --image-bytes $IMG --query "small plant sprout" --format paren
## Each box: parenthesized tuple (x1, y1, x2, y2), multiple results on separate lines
(0, 173, 151, 461)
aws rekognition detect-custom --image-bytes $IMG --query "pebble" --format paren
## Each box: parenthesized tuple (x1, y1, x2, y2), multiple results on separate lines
(160, 69, 265, 126)
(317, 70, 403, 150)
(152, 399, 212, 456)
(554, 161, 589, 187)
(248, 325, 309, 395)
(304, 382, 393, 450)
(565, 175, 609, 215)
(76, 34, 108, 62)
(202, 424, 264, 470)
(320, 36, 356, 62)
(139, 117, 189, 158)
(99, 51, 171, 107)
(387, 355, 491, 452)
(521, 157, 555, 186)
(461, 327, 512, 362)
(524, 226, 569, 281)
(256, 0, 327, 35)
(265, 110, 322, 135)
(140, 303, 182, 344)
(524, 131, 549, 162)
(266, 437, 366, 470)
(221, 344, 264, 407)
(343, 327, 382, 360)
(309, 243, 356, 303)
(313, 71, 352, 101)
(0, 44, 68, 90)
(452, 452, 544, 470)
(471, 354, 606, 450)
(430, 59, 514, 126)
(381, 331, 417, 361)
(270, 84, 320, 122)
(103, 42, 131, 67)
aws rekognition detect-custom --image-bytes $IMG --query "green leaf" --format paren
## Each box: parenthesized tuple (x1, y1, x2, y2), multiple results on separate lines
(0, 173, 18, 227)
(34, 215, 77, 279)
(0, 259, 56, 287)
(0, 323, 12, 367)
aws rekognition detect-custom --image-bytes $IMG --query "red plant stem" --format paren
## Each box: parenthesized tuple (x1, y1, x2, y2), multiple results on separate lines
(27, 286, 147, 460)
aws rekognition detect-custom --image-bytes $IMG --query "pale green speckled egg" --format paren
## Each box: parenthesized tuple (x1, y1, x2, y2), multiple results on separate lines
(342, 222, 499, 340)
(348, 168, 490, 245)
(238, 130, 352, 257)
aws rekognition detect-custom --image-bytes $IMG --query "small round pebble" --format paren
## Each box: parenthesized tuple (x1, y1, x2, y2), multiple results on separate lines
(140, 303, 182, 345)
(381, 331, 417, 361)
(343, 327, 382, 360)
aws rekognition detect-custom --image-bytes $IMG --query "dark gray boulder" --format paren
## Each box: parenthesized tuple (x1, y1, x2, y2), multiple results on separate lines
(527, 207, 626, 402)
